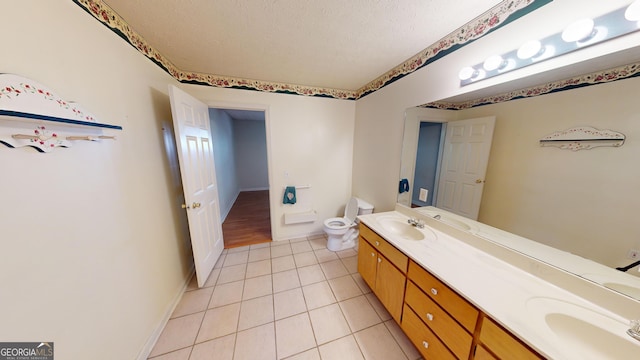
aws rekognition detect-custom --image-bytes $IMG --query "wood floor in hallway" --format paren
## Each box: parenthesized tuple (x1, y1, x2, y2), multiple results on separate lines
(222, 190, 272, 248)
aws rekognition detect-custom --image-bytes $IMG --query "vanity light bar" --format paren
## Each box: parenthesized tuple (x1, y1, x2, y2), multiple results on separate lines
(459, 1, 640, 85)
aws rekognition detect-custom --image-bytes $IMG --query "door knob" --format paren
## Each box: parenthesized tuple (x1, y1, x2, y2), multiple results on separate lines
(181, 204, 190, 209)
(475, 179, 484, 184)
(192, 202, 201, 208)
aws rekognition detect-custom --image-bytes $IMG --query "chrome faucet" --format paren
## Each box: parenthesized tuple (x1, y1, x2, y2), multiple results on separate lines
(433, 214, 441, 220)
(407, 217, 425, 228)
(628, 320, 640, 341)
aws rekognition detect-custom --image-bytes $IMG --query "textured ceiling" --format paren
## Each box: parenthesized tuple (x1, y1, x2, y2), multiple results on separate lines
(101, 0, 502, 91)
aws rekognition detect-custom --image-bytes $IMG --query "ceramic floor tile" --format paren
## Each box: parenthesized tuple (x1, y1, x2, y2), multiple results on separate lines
(365, 293, 392, 321)
(246, 259, 271, 278)
(185, 275, 198, 292)
(271, 240, 290, 247)
(238, 294, 274, 331)
(223, 251, 249, 266)
(209, 280, 244, 308)
(227, 246, 250, 254)
(289, 237, 308, 243)
(352, 274, 372, 294)
(234, 323, 277, 360)
(340, 256, 359, 274)
(384, 320, 421, 360)
(291, 240, 313, 254)
(272, 269, 301, 293)
(302, 281, 336, 310)
(297, 264, 326, 286)
(196, 303, 241, 343)
(171, 287, 213, 318)
(327, 275, 362, 301)
(249, 247, 271, 262)
(242, 274, 273, 300)
(354, 323, 408, 360)
(271, 244, 293, 258)
(336, 248, 358, 259)
(282, 347, 320, 360)
(293, 251, 318, 267)
(318, 335, 365, 360)
(147, 347, 191, 360)
(319, 259, 349, 279)
(308, 304, 351, 345)
(274, 288, 307, 320)
(314, 249, 339, 263)
(213, 254, 226, 270)
(203, 267, 221, 287)
(250, 242, 271, 249)
(148, 312, 203, 357)
(339, 295, 382, 332)
(216, 263, 246, 284)
(275, 313, 317, 359)
(272, 255, 296, 273)
(308, 236, 327, 250)
(189, 334, 235, 360)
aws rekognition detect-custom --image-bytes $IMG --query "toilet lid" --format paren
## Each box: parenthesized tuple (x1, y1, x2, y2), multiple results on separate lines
(344, 197, 359, 224)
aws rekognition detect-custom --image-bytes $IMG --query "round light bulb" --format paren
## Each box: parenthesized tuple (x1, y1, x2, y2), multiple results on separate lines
(483, 55, 505, 71)
(626, 0, 640, 21)
(517, 40, 543, 59)
(458, 67, 477, 81)
(562, 18, 595, 42)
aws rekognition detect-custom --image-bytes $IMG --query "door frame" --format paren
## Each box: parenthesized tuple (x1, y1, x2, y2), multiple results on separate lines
(205, 101, 275, 241)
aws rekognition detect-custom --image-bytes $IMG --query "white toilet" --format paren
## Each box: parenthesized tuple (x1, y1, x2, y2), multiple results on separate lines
(324, 197, 374, 252)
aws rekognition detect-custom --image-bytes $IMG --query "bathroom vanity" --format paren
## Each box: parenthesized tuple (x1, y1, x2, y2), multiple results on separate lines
(357, 206, 640, 360)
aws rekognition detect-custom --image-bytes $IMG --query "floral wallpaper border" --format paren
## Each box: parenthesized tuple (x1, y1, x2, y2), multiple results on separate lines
(421, 62, 640, 110)
(72, 0, 546, 100)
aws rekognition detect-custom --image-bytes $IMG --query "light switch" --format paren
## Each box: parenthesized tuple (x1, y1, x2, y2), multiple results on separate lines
(419, 188, 428, 202)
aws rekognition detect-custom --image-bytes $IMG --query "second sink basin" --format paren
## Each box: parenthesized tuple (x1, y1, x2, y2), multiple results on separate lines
(526, 297, 640, 359)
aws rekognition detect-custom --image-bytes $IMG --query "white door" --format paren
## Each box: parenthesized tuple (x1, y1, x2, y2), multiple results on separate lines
(436, 116, 495, 220)
(169, 85, 224, 288)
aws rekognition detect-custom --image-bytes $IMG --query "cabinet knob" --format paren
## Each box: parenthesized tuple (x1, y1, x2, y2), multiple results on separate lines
(426, 313, 434, 321)
(371, 252, 375, 257)
(377, 257, 382, 263)
(422, 341, 429, 349)
(430, 288, 438, 296)
(375, 241, 380, 246)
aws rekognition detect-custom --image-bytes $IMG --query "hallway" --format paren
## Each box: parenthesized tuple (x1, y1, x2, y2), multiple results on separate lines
(222, 190, 272, 248)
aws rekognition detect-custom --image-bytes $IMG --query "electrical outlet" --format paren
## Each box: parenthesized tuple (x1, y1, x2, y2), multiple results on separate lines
(627, 249, 640, 260)
(419, 188, 428, 202)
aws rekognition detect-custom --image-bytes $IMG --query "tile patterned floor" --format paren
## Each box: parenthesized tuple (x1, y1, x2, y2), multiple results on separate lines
(148, 235, 422, 360)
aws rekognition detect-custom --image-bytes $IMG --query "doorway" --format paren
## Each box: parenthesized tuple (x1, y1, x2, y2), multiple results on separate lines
(209, 108, 272, 248)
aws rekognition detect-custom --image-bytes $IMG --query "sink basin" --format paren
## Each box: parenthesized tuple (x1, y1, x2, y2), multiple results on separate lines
(603, 282, 640, 300)
(526, 297, 640, 359)
(376, 217, 429, 241)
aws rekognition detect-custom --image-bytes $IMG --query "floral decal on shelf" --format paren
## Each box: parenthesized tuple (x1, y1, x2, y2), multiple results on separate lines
(422, 62, 640, 110)
(72, 0, 541, 100)
(0, 78, 97, 122)
(539, 126, 625, 151)
(31, 126, 62, 149)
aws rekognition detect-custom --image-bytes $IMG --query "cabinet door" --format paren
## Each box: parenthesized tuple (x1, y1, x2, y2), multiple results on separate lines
(375, 255, 406, 323)
(357, 237, 377, 291)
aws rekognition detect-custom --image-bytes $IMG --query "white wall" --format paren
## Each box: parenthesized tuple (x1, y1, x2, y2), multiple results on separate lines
(234, 119, 269, 191)
(210, 108, 239, 221)
(0, 2, 191, 359)
(182, 85, 356, 240)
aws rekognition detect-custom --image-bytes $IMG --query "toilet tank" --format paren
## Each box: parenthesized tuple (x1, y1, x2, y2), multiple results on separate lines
(354, 197, 374, 215)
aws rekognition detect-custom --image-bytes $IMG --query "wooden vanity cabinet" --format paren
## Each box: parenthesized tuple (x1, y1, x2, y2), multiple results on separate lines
(474, 316, 544, 360)
(357, 224, 408, 323)
(402, 260, 479, 359)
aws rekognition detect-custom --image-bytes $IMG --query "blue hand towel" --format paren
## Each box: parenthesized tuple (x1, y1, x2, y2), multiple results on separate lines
(283, 186, 297, 204)
(398, 179, 410, 194)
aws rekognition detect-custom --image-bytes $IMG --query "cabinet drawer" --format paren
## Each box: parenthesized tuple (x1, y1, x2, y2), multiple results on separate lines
(359, 224, 408, 273)
(405, 281, 473, 359)
(407, 260, 479, 332)
(401, 304, 456, 360)
(479, 316, 543, 360)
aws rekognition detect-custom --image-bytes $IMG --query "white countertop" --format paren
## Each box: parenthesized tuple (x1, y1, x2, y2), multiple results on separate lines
(357, 210, 640, 360)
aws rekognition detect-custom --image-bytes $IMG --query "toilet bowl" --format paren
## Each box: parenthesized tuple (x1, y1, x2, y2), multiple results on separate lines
(324, 197, 374, 252)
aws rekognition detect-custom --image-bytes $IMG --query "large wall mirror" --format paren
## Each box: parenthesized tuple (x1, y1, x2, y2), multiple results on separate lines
(398, 76, 640, 301)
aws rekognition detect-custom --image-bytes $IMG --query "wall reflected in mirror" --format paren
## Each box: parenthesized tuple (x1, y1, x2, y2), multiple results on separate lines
(398, 76, 640, 301)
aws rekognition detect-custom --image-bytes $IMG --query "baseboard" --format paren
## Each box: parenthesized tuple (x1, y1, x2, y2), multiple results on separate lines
(136, 267, 195, 360)
(239, 187, 269, 192)
(220, 191, 240, 223)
